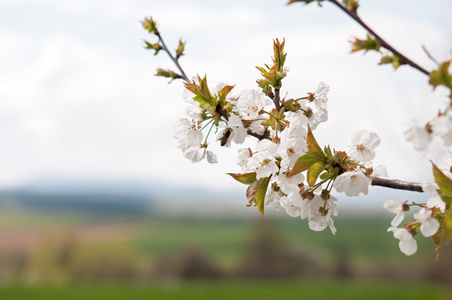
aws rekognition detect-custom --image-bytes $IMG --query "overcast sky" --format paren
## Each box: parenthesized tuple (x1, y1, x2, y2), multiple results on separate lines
(0, 0, 451, 200)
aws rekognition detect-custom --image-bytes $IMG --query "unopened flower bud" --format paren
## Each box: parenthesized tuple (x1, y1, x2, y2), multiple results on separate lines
(142, 17, 159, 35)
(402, 202, 410, 212)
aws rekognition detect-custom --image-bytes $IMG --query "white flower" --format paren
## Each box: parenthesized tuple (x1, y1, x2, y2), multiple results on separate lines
(236, 148, 252, 172)
(422, 182, 446, 212)
(183, 89, 204, 121)
(306, 195, 338, 234)
(280, 196, 302, 217)
(278, 138, 307, 170)
(434, 151, 452, 179)
(404, 119, 432, 151)
(388, 227, 417, 256)
(431, 111, 452, 147)
(184, 146, 218, 164)
(274, 172, 305, 196)
(173, 118, 203, 150)
(308, 214, 337, 234)
(255, 139, 279, 154)
(247, 151, 279, 179)
(313, 81, 329, 112)
(348, 129, 380, 162)
(383, 198, 405, 226)
(265, 189, 283, 211)
(426, 193, 446, 213)
(334, 171, 370, 196)
(250, 120, 265, 135)
(413, 207, 440, 237)
(372, 165, 388, 177)
(236, 89, 265, 120)
(217, 115, 247, 147)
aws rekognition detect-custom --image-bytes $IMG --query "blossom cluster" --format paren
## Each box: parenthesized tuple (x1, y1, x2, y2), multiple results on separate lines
(174, 71, 385, 235)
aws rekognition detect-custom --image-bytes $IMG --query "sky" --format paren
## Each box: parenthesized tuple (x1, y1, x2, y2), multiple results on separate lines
(0, 0, 451, 201)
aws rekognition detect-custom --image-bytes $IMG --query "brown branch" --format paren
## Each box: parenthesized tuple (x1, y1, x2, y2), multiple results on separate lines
(156, 33, 190, 83)
(327, 0, 429, 76)
(247, 129, 270, 140)
(371, 177, 424, 193)
(274, 89, 281, 111)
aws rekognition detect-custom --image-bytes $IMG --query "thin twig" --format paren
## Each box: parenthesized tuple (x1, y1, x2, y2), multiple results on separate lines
(371, 177, 424, 193)
(327, 0, 429, 76)
(157, 33, 190, 83)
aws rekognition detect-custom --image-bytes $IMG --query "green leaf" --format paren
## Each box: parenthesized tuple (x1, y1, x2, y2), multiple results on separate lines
(350, 35, 380, 53)
(175, 38, 185, 59)
(379, 54, 401, 69)
(307, 161, 325, 187)
(227, 172, 257, 185)
(192, 95, 210, 105)
(306, 126, 326, 160)
(141, 17, 159, 35)
(290, 154, 318, 177)
(444, 207, 452, 242)
(319, 171, 331, 181)
(432, 163, 452, 205)
(184, 75, 215, 105)
(246, 176, 271, 217)
(324, 145, 333, 157)
(429, 61, 452, 90)
(218, 85, 235, 102)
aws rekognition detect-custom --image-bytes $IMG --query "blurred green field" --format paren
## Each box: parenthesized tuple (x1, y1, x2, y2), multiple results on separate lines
(0, 280, 448, 300)
(0, 209, 449, 295)
(129, 214, 437, 266)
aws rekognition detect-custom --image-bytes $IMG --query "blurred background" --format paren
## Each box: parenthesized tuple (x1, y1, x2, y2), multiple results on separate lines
(0, 0, 452, 298)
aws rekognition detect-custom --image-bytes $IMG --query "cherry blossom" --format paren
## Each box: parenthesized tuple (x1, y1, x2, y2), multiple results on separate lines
(413, 207, 440, 237)
(247, 151, 279, 179)
(431, 111, 452, 147)
(383, 198, 405, 226)
(348, 129, 380, 162)
(334, 171, 370, 196)
(312, 81, 329, 112)
(388, 227, 418, 256)
(235, 89, 266, 120)
(404, 119, 432, 151)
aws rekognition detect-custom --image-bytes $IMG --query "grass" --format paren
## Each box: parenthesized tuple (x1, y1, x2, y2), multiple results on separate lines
(0, 280, 448, 300)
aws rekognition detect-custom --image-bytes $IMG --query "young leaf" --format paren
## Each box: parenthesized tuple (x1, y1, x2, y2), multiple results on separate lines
(432, 162, 452, 205)
(307, 161, 325, 187)
(443, 207, 452, 242)
(429, 60, 452, 90)
(175, 38, 185, 59)
(350, 35, 380, 53)
(227, 172, 257, 185)
(290, 154, 318, 177)
(141, 17, 159, 35)
(246, 176, 271, 217)
(319, 171, 331, 181)
(306, 126, 326, 160)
